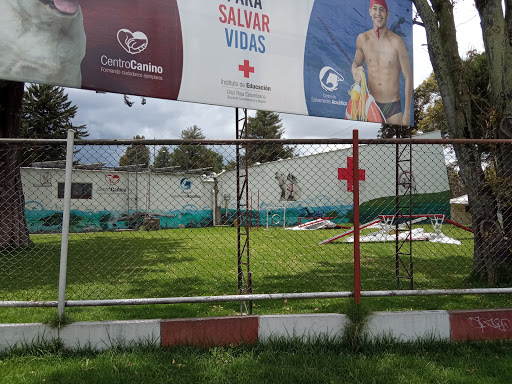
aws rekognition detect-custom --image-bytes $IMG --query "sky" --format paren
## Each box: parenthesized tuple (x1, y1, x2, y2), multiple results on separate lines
(67, 1, 485, 141)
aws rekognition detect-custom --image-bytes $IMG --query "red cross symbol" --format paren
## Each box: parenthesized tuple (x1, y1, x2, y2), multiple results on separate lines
(338, 157, 365, 192)
(239, 60, 254, 78)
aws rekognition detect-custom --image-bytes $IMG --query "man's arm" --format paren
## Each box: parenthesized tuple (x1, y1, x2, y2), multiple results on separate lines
(397, 38, 412, 126)
(352, 34, 365, 83)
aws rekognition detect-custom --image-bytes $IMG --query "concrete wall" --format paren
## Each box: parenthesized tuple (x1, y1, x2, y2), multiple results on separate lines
(20, 131, 450, 231)
(21, 168, 214, 231)
(218, 131, 450, 213)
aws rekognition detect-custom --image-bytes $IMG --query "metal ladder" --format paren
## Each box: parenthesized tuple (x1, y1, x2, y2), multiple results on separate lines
(395, 125, 414, 289)
(236, 108, 253, 314)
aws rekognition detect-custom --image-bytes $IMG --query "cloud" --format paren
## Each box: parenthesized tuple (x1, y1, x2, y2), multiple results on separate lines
(69, 87, 382, 141)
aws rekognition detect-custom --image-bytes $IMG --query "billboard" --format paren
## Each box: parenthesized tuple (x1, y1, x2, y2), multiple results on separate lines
(0, 0, 413, 125)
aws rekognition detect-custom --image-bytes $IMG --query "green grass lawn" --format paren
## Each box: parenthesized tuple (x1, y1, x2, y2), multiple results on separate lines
(2, 339, 512, 384)
(0, 226, 510, 323)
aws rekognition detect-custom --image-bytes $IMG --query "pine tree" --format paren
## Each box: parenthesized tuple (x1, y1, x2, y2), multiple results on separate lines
(153, 146, 172, 168)
(169, 126, 224, 173)
(247, 111, 294, 164)
(20, 84, 88, 165)
(119, 135, 150, 167)
(20, 84, 89, 166)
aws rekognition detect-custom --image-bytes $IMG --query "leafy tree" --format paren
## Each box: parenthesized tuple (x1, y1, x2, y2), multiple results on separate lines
(463, 50, 493, 139)
(153, 146, 172, 168)
(413, 72, 447, 134)
(20, 84, 88, 166)
(380, 51, 489, 138)
(223, 160, 236, 171)
(414, 53, 494, 200)
(414, 52, 491, 136)
(246, 111, 294, 164)
(119, 135, 150, 167)
(169, 125, 224, 173)
(413, 0, 511, 283)
(377, 124, 413, 139)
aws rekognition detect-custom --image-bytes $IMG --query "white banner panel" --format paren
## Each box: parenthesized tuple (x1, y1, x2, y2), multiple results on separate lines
(177, 0, 314, 115)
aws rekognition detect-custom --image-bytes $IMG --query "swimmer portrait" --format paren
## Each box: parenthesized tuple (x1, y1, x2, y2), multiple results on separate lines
(351, 0, 412, 125)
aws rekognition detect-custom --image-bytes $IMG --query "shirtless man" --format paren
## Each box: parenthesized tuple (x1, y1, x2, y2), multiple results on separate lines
(351, 0, 412, 126)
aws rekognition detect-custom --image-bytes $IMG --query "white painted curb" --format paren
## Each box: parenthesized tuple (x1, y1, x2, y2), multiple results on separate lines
(0, 323, 58, 352)
(367, 310, 451, 341)
(59, 320, 161, 351)
(259, 314, 348, 341)
(0, 310, 456, 352)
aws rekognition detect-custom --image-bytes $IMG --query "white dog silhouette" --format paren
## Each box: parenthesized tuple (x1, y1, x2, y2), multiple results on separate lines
(0, 0, 86, 87)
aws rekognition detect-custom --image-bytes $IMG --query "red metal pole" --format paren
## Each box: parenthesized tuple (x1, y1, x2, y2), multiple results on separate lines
(353, 130, 361, 304)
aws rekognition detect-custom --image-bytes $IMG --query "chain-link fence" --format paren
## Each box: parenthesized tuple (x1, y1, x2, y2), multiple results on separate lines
(1, 134, 512, 310)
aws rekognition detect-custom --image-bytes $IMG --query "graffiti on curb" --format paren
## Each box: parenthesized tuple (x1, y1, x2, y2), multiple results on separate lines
(468, 316, 512, 332)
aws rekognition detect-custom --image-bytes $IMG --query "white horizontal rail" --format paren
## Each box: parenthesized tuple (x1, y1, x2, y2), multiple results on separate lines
(1, 288, 512, 308)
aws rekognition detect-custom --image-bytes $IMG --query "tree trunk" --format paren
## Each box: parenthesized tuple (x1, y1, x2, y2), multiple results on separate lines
(0, 81, 30, 248)
(497, 117, 512, 237)
(475, 0, 512, 281)
(476, 0, 512, 238)
(413, 0, 502, 282)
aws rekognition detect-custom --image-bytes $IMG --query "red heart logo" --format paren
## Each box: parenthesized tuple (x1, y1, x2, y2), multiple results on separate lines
(105, 174, 120, 186)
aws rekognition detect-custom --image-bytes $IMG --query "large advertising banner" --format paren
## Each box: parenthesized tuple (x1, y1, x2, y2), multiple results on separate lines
(0, 0, 413, 125)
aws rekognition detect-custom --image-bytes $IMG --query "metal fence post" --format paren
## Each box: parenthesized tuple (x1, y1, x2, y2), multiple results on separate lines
(57, 129, 75, 319)
(353, 129, 361, 304)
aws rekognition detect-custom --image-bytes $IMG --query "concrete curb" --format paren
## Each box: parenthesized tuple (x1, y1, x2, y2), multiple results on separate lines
(1, 309, 511, 352)
(367, 310, 451, 341)
(60, 319, 161, 351)
(258, 314, 348, 341)
(161, 316, 259, 347)
(0, 323, 58, 351)
(450, 309, 512, 341)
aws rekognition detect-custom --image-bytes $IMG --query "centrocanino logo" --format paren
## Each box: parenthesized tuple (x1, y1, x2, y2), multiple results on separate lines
(105, 174, 121, 186)
(117, 29, 148, 54)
